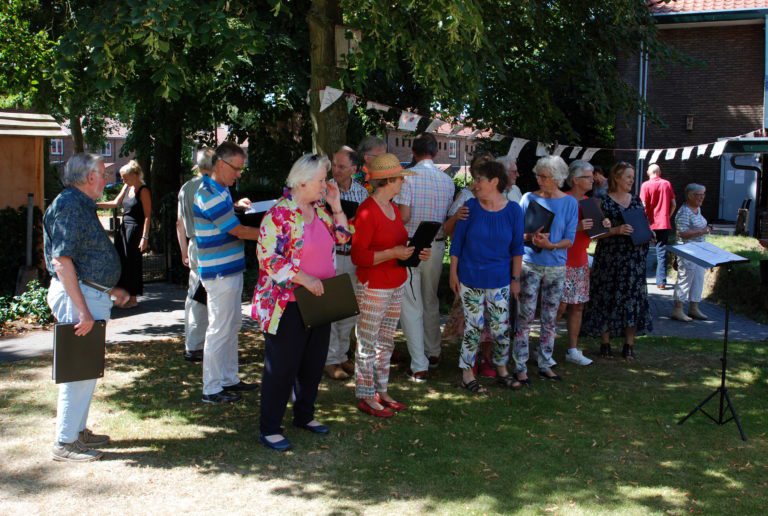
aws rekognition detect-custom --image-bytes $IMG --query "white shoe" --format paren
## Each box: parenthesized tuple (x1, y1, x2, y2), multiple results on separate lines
(566, 349, 593, 366)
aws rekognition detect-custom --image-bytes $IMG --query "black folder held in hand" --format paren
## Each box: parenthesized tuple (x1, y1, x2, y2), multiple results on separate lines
(621, 208, 653, 245)
(397, 221, 442, 268)
(524, 200, 555, 252)
(294, 274, 360, 330)
(52, 320, 107, 384)
(578, 197, 610, 239)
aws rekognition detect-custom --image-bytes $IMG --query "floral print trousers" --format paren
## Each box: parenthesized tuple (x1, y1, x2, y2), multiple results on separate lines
(458, 283, 511, 370)
(513, 262, 566, 374)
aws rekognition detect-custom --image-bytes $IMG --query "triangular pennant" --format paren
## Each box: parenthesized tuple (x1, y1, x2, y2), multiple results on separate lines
(638, 150, 649, 160)
(649, 149, 663, 164)
(569, 146, 583, 159)
(507, 138, 529, 160)
(552, 145, 567, 157)
(681, 147, 694, 160)
(710, 140, 727, 158)
(424, 119, 445, 133)
(697, 144, 709, 156)
(320, 87, 344, 112)
(398, 111, 421, 131)
(535, 142, 550, 157)
(581, 148, 600, 162)
(491, 134, 505, 142)
(665, 148, 677, 160)
(366, 101, 390, 112)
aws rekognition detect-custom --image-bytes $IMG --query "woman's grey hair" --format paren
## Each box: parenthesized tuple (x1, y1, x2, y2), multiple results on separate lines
(495, 155, 516, 172)
(196, 147, 216, 172)
(356, 135, 386, 158)
(566, 159, 594, 187)
(63, 153, 103, 187)
(533, 155, 569, 187)
(286, 154, 331, 188)
(685, 183, 706, 200)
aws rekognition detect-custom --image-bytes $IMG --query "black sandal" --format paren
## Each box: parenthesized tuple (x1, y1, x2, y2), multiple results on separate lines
(496, 374, 522, 390)
(622, 344, 637, 361)
(514, 373, 532, 387)
(461, 379, 487, 394)
(600, 343, 613, 358)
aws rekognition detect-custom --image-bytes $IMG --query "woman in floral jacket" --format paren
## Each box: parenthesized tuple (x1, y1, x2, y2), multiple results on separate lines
(253, 154, 351, 452)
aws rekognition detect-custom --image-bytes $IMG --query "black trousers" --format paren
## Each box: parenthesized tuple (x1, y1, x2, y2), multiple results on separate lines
(259, 302, 331, 435)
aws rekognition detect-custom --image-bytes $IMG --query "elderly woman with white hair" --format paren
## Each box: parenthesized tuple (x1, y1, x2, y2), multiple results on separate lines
(671, 183, 710, 322)
(253, 154, 351, 452)
(512, 156, 578, 384)
(496, 155, 522, 203)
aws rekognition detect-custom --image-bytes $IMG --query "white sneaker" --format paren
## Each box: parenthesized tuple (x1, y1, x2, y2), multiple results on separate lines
(566, 349, 593, 366)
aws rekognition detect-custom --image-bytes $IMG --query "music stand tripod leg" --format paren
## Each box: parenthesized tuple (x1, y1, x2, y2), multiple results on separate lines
(678, 387, 719, 425)
(722, 388, 747, 441)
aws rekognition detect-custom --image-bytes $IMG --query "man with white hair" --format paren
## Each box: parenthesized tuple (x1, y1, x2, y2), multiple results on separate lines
(177, 148, 215, 362)
(45, 153, 130, 462)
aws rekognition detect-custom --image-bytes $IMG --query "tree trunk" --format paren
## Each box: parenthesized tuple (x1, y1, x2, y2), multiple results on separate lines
(69, 114, 84, 153)
(149, 101, 184, 223)
(308, 0, 347, 157)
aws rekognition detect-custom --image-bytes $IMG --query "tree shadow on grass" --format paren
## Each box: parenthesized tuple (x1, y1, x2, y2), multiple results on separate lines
(3, 334, 768, 514)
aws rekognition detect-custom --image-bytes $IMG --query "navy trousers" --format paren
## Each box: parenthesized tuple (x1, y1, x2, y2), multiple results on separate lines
(259, 302, 331, 436)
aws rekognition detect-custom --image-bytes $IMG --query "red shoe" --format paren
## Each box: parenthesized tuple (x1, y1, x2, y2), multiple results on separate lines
(375, 393, 408, 411)
(478, 359, 497, 379)
(357, 400, 395, 418)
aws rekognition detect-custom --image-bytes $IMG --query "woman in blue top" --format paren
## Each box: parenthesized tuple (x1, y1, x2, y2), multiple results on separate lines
(513, 156, 578, 384)
(449, 161, 524, 393)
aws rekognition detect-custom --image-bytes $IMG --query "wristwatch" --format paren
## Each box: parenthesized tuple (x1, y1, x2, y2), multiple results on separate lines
(510, 275, 519, 282)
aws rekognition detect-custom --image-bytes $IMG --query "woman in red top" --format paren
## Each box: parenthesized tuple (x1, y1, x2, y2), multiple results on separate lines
(351, 154, 430, 417)
(557, 161, 610, 365)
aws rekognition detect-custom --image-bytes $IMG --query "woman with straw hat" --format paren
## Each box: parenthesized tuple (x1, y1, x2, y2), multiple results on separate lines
(351, 153, 430, 417)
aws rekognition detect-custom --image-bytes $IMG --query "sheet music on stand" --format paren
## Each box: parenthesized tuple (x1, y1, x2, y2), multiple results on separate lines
(667, 241, 749, 269)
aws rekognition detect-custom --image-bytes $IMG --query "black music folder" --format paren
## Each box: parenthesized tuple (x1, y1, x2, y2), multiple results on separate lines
(192, 281, 207, 305)
(579, 197, 609, 239)
(52, 320, 107, 384)
(398, 221, 442, 267)
(524, 200, 555, 252)
(621, 207, 653, 245)
(339, 199, 360, 220)
(294, 274, 360, 330)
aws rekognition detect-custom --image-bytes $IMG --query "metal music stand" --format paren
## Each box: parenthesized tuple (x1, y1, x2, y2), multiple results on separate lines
(669, 242, 749, 441)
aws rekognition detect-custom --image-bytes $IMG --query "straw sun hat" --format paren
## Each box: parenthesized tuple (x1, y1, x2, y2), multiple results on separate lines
(365, 153, 416, 180)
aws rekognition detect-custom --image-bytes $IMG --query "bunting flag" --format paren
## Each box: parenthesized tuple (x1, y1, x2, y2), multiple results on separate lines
(535, 142, 550, 157)
(665, 148, 678, 160)
(581, 148, 600, 162)
(552, 144, 567, 157)
(638, 150, 649, 160)
(710, 140, 727, 158)
(366, 101, 390, 112)
(697, 144, 709, 156)
(649, 149, 663, 164)
(397, 111, 421, 131)
(507, 138, 529, 160)
(568, 146, 583, 159)
(490, 134, 505, 142)
(681, 146, 694, 160)
(319, 87, 344, 112)
(425, 119, 446, 133)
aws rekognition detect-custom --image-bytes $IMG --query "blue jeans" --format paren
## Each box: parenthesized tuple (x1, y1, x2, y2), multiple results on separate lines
(654, 229, 670, 286)
(48, 279, 113, 444)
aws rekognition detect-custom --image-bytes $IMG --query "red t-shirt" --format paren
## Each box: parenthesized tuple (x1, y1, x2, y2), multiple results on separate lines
(639, 176, 674, 230)
(566, 195, 590, 268)
(351, 197, 409, 289)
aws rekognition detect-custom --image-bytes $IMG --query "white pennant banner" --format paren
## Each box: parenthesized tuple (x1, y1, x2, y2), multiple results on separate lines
(581, 148, 600, 162)
(638, 150, 649, 160)
(710, 140, 727, 158)
(490, 134, 505, 142)
(697, 144, 709, 156)
(319, 87, 344, 112)
(507, 138, 529, 160)
(681, 147, 694, 160)
(366, 101, 390, 112)
(535, 142, 550, 157)
(665, 148, 678, 160)
(425, 119, 446, 133)
(569, 146, 583, 159)
(552, 145, 567, 157)
(397, 111, 421, 131)
(649, 150, 663, 164)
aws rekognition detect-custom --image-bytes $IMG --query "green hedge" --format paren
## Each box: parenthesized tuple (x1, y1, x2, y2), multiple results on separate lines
(0, 205, 44, 296)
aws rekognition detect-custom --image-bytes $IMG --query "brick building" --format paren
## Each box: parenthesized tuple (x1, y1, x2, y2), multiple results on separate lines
(48, 122, 134, 183)
(386, 123, 488, 175)
(616, 1, 768, 229)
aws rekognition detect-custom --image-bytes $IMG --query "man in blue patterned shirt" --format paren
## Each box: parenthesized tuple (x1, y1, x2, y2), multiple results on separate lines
(44, 153, 129, 462)
(193, 141, 260, 404)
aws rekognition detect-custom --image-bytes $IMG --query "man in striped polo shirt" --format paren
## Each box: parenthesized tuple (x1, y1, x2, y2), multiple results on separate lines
(194, 141, 260, 404)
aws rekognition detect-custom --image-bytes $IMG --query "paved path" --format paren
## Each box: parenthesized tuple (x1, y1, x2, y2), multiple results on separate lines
(2, 263, 767, 363)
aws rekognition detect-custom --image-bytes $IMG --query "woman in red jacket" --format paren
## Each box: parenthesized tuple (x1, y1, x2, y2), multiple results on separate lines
(351, 153, 430, 417)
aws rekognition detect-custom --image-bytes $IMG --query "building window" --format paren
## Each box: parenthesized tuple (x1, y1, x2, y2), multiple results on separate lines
(101, 141, 113, 157)
(448, 140, 457, 158)
(50, 139, 64, 155)
(395, 138, 399, 147)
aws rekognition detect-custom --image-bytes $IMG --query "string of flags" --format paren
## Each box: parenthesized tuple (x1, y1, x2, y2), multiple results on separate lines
(316, 86, 764, 163)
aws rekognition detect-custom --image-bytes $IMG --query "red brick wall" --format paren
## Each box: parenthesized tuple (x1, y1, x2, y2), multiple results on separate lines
(386, 130, 480, 169)
(617, 23, 764, 220)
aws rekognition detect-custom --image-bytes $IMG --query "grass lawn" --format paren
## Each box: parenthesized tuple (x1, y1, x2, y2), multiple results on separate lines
(2, 330, 767, 515)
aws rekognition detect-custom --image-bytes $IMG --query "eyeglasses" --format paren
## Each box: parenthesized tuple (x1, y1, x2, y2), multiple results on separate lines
(219, 157, 245, 173)
(574, 176, 594, 180)
(535, 173, 552, 180)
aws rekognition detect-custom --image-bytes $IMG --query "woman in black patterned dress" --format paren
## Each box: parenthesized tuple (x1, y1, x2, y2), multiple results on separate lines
(581, 162, 651, 360)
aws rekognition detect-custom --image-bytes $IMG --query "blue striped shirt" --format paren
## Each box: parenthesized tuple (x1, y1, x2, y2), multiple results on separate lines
(193, 175, 245, 279)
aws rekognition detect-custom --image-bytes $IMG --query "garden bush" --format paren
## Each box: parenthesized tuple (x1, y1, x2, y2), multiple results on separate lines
(0, 206, 44, 296)
(0, 280, 52, 326)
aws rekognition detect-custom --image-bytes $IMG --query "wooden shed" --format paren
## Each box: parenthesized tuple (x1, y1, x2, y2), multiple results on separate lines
(0, 112, 66, 210)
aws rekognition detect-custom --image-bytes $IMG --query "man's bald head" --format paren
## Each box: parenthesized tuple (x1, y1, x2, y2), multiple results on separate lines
(647, 164, 661, 178)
